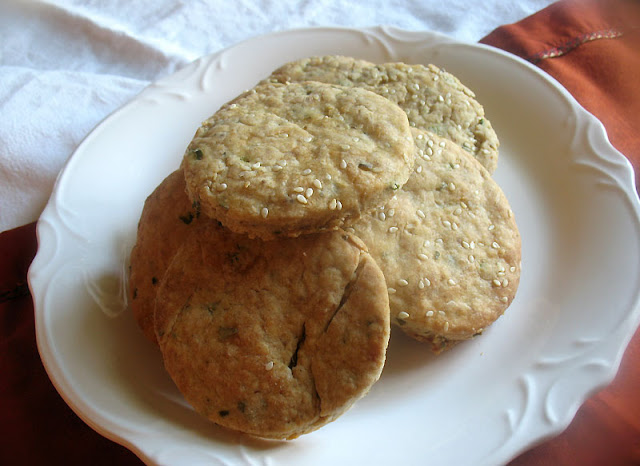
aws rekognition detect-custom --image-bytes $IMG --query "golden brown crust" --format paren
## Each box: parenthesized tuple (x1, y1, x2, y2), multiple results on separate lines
(181, 81, 415, 240)
(128, 170, 200, 345)
(155, 223, 390, 439)
(350, 129, 521, 353)
(268, 55, 500, 173)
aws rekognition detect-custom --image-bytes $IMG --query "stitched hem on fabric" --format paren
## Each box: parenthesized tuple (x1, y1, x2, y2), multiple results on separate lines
(0, 283, 30, 304)
(528, 28, 625, 64)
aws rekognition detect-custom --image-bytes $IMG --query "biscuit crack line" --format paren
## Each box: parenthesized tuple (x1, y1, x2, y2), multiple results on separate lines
(323, 253, 365, 334)
(288, 322, 306, 370)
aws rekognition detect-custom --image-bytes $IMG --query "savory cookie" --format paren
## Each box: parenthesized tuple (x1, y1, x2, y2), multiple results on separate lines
(155, 222, 390, 439)
(268, 55, 500, 173)
(128, 170, 200, 345)
(182, 81, 415, 240)
(350, 128, 520, 353)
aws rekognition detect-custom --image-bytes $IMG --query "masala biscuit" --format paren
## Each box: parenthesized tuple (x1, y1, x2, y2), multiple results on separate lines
(350, 128, 520, 353)
(268, 55, 500, 173)
(128, 170, 200, 345)
(155, 223, 390, 439)
(182, 81, 415, 240)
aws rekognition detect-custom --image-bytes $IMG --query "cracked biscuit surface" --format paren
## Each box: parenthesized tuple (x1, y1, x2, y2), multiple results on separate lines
(182, 81, 415, 240)
(268, 55, 500, 173)
(351, 129, 520, 353)
(155, 221, 390, 439)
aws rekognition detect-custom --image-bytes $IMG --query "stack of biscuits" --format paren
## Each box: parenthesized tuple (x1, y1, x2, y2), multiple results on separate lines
(128, 56, 521, 440)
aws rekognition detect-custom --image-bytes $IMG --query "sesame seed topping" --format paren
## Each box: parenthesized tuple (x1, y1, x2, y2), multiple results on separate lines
(416, 209, 426, 219)
(341, 144, 351, 150)
(448, 278, 456, 286)
(336, 200, 343, 210)
(510, 266, 517, 272)
(313, 179, 322, 189)
(488, 224, 495, 231)
(424, 278, 431, 286)
(426, 310, 434, 317)
(261, 207, 269, 218)
(398, 279, 409, 286)
(272, 165, 283, 172)
(449, 183, 456, 191)
(216, 183, 227, 192)
(340, 159, 347, 169)
(329, 199, 337, 210)
(436, 238, 444, 244)
(388, 287, 396, 294)
(492, 242, 500, 249)
(244, 181, 250, 188)
(302, 168, 312, 175)
(438, 95, 444, 102)
(452, 222, 458, 230)
(470, 241, 476, 249)
(387, 209, 395, 217)
(293, 186, 304, 193)
(454, 207, 462, 215)
(378, 212, 386, 221)
(417, 165, 423, 173)
(438, 311, 446, 317)
(443, 220, 451, 228)
(305, 187, 313, 198)
(398, 311, 410, 319)
(296, 194, 308, 204)
(439, 141, 446, 147)
(502, 279, 509, 287)
(265, 361, 274, 370)
(304, 136, 313, 142)
(444, 322, 450, 332)
(418, 253, 429, 261)
(388, 226, 399, 233)
(501, 296, 509, 303)
(493, 279, 501, 286)
(469, 255, 475, 263)
(462, 241, 470, 249)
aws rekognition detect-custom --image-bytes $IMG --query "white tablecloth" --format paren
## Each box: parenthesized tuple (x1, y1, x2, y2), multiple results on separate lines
(0, 0, 555, 232)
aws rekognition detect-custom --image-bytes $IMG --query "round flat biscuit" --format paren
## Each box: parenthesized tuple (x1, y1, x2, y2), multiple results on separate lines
(182, 81, 415, 240)
(268, 55, 500, 173)
(350, 128, 520, 353)
(155, 223, 390, 439)
(128, 170, 200, 345)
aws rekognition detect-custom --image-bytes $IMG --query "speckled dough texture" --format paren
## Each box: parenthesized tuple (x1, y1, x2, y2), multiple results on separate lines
(350, 129, 520, 353)
(182, 81, 415, 239)
(155, 223, 390, 439)
(268, 55, 500, 173)
(128, 170, 201, 345)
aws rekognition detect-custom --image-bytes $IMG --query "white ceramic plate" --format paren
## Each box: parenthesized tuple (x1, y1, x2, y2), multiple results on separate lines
(29, 27, 640, 466)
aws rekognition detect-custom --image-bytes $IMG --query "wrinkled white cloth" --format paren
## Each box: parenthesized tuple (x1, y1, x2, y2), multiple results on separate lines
(0, 0, 555, 232)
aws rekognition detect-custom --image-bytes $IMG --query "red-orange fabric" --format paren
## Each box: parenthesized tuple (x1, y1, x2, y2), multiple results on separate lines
(1, 0, 639, 464)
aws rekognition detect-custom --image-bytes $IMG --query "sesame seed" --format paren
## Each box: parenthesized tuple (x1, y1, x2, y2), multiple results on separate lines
(398, 311, 410, 319)
(336, 201, 343, 210)
(329, 199, 337, 210)
(448, 278, 456, 286)
(502, 279, 509, 287)
(388, 287, 396, 294)
(387, 209, 395, 217)
(302, 168, 312, 175)
(293, 186, 304, 193)
(305, 187, 313, 198)
(244, 181, 250, 188)
(444, 322, 450, 332)
(492, 242, 500, 249)
(326, 174, 332, 180)
(416, 209, 426, 219)
(313, 179, 322, 189)
(452, 222, 458, 230)
(470, 241, 476, 249)
(216, 183, 227, 192)
(443, 220, 451, 228)
(501, 296, 509, 303)
(510, 266, 517, 272)
(296, 194, 308, 204)
(279, 160, 288, 167)
(454, 207, 462, 215)
(378, 212, 386, 221)
(436, 238, 443, 244)
(265, 361, 274, 370)
(427, 139, 434, 148)
(418, 279, 425, 289)
(252, 162, 262, 169)
(417, 165, 423, 173)
(493, 279, 501, 286)
(272, 165, 282, 172)
(398, 279, 409, 286)
(439, 141, 446, 148)
(438, 311, 446, 317)
(449, 182, 456, 191)
(488, 224, 495, 231)
(426, 310, 434, 317)
(304, 136, 313, 142)
(340, 159, 347, 169)
(462, 241, 470, 249)
(418, 253, 428, 261)
(424, 278, 431, 286)
(341, 144, 351, 150)
(438, 95, 444, 102)
(261, 207, 269, 218)
(469, 255, 475, 263)
(388, 226, 398, 233)
(461, 201, 468, 209)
